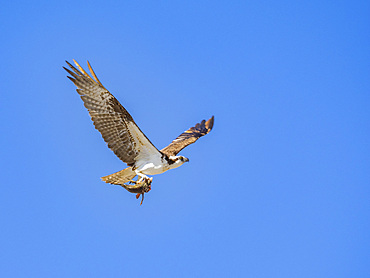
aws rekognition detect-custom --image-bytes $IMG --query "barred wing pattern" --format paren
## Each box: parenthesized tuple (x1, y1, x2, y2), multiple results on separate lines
(161, 116, 214, 156)
(64, 60, 160, 165)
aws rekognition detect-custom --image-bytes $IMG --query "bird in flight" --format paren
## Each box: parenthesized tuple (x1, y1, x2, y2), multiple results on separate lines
(64, 60, 214, 205)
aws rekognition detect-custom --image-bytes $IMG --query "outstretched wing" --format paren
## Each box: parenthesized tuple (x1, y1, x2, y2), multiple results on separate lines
(161, 116, 214, 156)
(64, 60, 161, 165)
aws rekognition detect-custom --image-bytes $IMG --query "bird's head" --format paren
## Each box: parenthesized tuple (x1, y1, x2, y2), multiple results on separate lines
(179, 156, 189, 163)
(168, 155, 189, 169)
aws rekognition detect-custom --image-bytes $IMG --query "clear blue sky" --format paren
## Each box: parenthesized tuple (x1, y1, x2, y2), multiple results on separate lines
(1, 1, 369, 277)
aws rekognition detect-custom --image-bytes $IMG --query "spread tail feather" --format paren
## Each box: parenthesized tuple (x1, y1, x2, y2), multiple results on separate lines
(101, 167, 136, 185)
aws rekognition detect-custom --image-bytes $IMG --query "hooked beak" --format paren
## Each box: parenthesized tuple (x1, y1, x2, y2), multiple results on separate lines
(184, 157, 189, 162)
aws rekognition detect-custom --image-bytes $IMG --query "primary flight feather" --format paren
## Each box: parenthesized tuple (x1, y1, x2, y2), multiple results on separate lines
(64, 60, 214, 204)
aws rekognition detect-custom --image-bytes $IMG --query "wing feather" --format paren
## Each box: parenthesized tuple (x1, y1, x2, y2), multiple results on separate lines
(64, 60, 160, 165)
(161, 116, 214, 156)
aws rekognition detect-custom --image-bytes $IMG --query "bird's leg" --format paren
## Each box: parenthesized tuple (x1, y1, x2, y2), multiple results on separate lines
(128, 173, 148, 185)
(135, 172, 153, 185)
(138, 176, 146, 183)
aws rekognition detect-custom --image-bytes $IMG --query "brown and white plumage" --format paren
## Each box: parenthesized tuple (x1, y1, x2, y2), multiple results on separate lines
(161, 116, 214, 156)
(64, 60, 159, 166)
(64, 60, 214, 204)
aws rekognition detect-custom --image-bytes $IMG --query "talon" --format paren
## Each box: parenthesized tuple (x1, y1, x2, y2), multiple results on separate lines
(136, 193, 140, 199)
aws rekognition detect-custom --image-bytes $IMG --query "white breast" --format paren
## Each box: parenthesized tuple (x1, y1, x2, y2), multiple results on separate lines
(135, 154, 169, 175)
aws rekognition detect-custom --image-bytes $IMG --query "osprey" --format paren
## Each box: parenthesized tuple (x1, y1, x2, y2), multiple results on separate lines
(64, 60, 214, 204)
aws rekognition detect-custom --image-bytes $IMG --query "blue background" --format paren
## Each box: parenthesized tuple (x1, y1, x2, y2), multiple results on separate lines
(1, 1, 369, 277)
